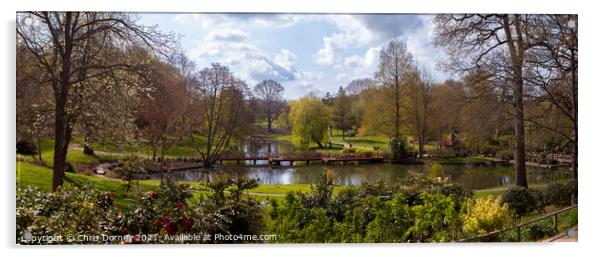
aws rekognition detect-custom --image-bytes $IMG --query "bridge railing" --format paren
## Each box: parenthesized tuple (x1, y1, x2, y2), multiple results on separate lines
(455, 204, 577, 242)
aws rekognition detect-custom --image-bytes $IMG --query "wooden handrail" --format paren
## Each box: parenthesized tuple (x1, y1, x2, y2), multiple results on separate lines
(456, 204, 577, 242)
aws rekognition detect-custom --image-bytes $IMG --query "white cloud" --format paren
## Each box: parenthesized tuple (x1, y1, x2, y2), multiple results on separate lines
(206, 28, 248, 42)
(314, 36, 339, 66)
(273, 49, 297, 71)
(313, 14, 425, 70)
(166, 13, 449, 99)
(172, 13, 303, 30)
(402, 16, 448, 81)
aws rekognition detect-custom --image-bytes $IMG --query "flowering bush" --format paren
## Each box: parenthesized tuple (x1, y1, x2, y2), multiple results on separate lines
(16, 185, 118, 244)
(461, 196, 512, 236)
(16, 176, 265, 244)
(115, 179, 194, 242)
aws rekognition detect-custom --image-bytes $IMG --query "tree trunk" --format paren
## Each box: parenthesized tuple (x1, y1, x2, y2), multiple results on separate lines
(52, 103, 68, 191)
(571, 50, 578, 180)
(37, 138, 42, 161)
(418, 137, 425, 159)
(513, 79, 528, 188)
(51, 12, 74, 192)
(502, 15, 528, 188)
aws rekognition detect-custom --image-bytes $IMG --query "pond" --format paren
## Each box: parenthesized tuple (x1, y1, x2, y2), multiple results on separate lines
(145, 139, 572, 190)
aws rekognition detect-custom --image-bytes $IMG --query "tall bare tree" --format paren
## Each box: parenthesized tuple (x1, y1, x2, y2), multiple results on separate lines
(376, 39, 414, 138)
(253, 79, 285, 132)
(17, 12, 174, 191)
(434, 14, 535, 188)
(403, 70, 434, 158)
(193, 63, 249, 167)
(332, 86, 352, 140)
(523, 15, 578, 179)
(137, 61, 189, 160)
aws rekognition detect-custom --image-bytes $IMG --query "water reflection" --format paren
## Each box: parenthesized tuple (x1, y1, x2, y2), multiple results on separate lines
(145, 139, 571, 190)
(146, 163, 570, 190)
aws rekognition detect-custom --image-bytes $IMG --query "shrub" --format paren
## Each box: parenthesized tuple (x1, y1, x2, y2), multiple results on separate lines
(435, 184, 473, 210)
(16, 140, 38, 155)
(389, 137, 411, 161)
(16, 186, 118, 244)
(543, 181, 577, 207)
(355, 148, 378, 158)
(428, 163, 445, 178)
(524, 220, 557, 241)
(195, 176, 264, 241)
(408, 192, 458, 242)
(120, 155, 151, 193)
(111, 167, 126, 178)
(82, 169, 95, 176)
(341, 148, 357, 154)
(500, 187, 537, 216)
(400, 173, 442, 191)
(461, 196, 512, 236)
(270, 171, 460, 243)
(117, 179, 195, 240)
(17, 175, 267, 244)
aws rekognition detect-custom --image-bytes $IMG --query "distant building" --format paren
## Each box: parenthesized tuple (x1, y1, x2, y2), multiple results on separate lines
(436, 133, 467, 157)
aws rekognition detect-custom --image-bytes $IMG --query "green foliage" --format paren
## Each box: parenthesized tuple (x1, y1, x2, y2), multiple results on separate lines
(17, 185, 118, 244)
(120, 155, 151, 193)
(289, 94, 330, 149)
(461, 196, 512, 236)
(269, 171, 460, 243)
(407, 192, 458, 242)
(434, 184, 474, 210)
(341, 147, 379, 157)
(524, 220, 557, 241)
(500, 187, 537, 216)
(194, 176, 264, 241)
(16, 174, 265, 244)
(388, 137, 412, 160)
(429, 162, 445, 178)
(542, 180, 577, 207)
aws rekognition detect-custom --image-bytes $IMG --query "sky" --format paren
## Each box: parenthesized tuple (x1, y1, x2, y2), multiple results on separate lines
(138, 13, 450, 99)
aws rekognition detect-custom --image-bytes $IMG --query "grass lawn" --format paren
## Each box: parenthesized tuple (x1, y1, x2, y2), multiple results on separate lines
(250, 184, 352, 195)
(19, 139, 104, 167)
(89, 134, 210, 158)
(17, 161, 160, 209)
(472, 180, 572, 199)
